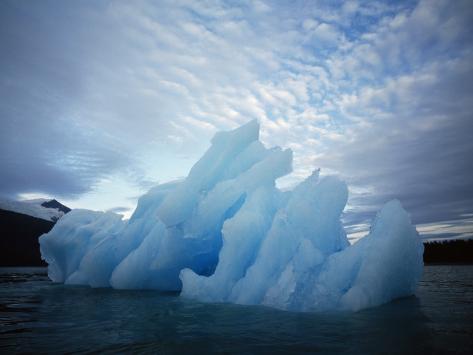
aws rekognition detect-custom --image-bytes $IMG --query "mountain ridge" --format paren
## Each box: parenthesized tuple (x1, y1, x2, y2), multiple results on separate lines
(0, 197, 69, 222)
(0, 198, 71, 266)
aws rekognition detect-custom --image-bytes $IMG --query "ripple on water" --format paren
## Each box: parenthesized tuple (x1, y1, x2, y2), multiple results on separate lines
(0, 265, 472, 354)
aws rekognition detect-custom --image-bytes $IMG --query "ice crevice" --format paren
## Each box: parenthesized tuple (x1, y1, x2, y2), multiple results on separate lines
(40, 120, 424, 312)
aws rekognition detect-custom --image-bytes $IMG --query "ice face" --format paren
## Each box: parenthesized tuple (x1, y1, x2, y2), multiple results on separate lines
(39, 120, 424, 312)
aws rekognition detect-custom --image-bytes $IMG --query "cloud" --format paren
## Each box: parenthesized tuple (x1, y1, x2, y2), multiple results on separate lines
(0, 1, 135, 198)
(106, 206, 131, 214)
(1, 0, 472, 240)
(323, 48, 473, 225)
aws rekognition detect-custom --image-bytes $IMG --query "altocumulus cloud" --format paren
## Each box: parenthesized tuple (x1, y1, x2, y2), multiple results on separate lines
(0, 0, 472, 239)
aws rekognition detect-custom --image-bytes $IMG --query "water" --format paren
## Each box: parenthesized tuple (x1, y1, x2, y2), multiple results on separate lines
(0, 266, 472, 354)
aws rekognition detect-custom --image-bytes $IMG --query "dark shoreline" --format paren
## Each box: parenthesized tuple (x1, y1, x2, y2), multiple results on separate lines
(1, 206, 472, 267)
(423, 239, 473, 264)
(0, 209, 51, 267)
(424, 262, 473, 265)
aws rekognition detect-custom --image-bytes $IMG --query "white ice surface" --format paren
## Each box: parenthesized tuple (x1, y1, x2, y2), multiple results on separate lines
(40, 120, 423, 311)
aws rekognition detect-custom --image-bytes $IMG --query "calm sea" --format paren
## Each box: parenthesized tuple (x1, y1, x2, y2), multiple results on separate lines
(1, 265, 472, 354)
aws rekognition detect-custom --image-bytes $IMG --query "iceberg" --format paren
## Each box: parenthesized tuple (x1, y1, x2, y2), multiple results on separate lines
(39, 120, 424, 311)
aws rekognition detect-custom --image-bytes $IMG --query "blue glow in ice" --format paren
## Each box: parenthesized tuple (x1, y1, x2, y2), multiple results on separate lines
(40, 120, 423, 311)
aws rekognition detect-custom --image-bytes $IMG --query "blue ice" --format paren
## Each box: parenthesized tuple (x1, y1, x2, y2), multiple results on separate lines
(40, 120, 423, 311)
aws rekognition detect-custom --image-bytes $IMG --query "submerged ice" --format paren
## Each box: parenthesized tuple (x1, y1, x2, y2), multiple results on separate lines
(39, 120, 423, 312)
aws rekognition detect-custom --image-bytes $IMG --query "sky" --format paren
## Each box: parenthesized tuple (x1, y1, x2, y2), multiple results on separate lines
(1, 0, 472, 241)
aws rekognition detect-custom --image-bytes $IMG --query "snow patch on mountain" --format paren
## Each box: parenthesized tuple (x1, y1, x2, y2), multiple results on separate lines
(0, 198, 70, 222)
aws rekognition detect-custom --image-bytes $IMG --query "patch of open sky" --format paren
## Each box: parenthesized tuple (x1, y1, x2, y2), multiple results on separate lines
(417, 217, 473, 241)
(2, 0, 472, 243)
(346, 214, 473, 244)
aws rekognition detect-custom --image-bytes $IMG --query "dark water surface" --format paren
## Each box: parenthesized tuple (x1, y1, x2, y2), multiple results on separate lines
(1, 265, 472, 354)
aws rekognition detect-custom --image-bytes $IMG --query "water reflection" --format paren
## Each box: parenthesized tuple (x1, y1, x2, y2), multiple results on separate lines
(1, 266, 472, 354)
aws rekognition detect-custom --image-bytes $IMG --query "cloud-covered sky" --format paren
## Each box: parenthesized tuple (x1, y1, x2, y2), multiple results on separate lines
(1, 0, 472, 240)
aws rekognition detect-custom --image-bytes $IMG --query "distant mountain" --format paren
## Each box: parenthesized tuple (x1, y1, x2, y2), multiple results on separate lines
(0, 198, 69, 222)
(40, 199, 71, 214)
(1, 196, 472, 266)
(0, 198, 71, 266)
